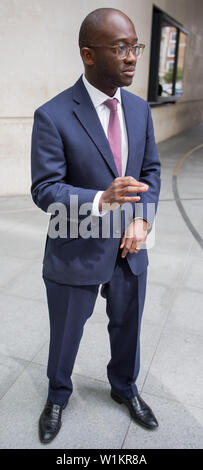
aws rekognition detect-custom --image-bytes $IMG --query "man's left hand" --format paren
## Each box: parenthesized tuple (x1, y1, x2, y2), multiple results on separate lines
(120, 219, 148, 258)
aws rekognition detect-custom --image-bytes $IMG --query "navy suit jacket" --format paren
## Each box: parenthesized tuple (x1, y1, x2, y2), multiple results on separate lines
(31, 75, 161, 285)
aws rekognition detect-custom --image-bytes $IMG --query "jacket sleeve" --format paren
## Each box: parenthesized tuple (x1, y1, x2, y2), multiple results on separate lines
(30, 107, 98, 218)
(135, 103, 161, 230)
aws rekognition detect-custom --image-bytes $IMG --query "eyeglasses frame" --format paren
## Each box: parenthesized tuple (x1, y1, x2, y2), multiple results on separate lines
(85, 43, 145, 60)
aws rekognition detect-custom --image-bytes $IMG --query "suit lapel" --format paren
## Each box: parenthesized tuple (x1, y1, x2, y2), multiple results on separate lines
(121, 88, 139, 177)
(72, 76, 119, 178)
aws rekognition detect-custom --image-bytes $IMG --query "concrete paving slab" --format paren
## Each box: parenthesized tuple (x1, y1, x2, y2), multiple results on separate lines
(0, 362, 130, 449)
(189, 234, 203, 257)
(181, 199, 203, 238)
(180, 255, 203, 292)
(0, 195, 33, 211)
(0, 227, 47, 260)
(2, 260, 47, 302)
(0, 353, 29, 400)
(147, 250, 186, 287)
(143, 327, 203, 408)
(0, 255, 32, 288)
(177, 149, 203, 200)
(0, 293, 48, 360)
(0, 207, 46, 233)
(123, 392, 203, 449)
(154, 201, 193, 254)
(143, 281, 172, 327)
(165, 288, 203, 336)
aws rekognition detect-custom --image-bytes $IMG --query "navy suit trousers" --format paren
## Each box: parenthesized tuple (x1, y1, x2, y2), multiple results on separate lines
(43, 250, 147, 406)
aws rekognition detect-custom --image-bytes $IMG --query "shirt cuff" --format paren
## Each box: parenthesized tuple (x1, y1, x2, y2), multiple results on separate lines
(92, 191, 108, 217)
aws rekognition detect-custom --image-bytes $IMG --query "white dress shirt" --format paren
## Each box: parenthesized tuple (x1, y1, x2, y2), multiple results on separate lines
(82, 73, 128, 216)
(82, 74, 149, 229)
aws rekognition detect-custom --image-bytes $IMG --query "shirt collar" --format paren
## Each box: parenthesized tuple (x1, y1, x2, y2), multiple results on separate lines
(82, 73, 121, 109)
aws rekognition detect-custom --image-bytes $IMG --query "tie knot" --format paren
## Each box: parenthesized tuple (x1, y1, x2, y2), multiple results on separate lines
(103, 98, 118, 113)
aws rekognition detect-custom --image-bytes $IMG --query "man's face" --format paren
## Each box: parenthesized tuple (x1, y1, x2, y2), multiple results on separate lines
(87, 12, 138, 89)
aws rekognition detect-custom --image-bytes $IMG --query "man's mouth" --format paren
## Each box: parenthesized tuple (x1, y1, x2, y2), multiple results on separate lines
(122, 68, 135, 77)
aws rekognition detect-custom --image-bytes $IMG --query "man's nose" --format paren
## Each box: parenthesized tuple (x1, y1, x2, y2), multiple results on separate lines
(124, 49, 137, 64)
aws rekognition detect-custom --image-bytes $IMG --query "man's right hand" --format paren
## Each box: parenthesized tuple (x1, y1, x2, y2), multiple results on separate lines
(99, 176, 149, 212)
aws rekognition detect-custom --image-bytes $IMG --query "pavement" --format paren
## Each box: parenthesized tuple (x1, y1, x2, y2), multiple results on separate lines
(0, 123, 203, 449)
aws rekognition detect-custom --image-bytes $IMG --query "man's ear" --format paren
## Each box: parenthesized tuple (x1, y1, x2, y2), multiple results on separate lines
(80, 47, 95, 65)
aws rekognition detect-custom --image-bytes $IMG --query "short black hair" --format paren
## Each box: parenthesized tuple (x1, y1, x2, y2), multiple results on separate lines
(78, 7, 125, 48)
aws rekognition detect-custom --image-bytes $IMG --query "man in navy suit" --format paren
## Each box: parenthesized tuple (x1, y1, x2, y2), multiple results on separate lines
(31, 7, 161, 443)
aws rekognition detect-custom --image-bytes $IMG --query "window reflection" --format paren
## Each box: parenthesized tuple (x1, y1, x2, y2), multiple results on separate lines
(148, 6, 188, 103)
(158, 25, 187, 97)
(158, 25, 177, 96)
(175, 32, 187, 96)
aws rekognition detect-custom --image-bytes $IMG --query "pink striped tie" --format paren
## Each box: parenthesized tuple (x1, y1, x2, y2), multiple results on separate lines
(103, 98, 122, 176)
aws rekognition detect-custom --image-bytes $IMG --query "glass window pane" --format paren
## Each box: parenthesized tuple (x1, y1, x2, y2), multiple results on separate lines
(158, 24, 177, 96)
(170, 32, 177, 42)
(175, 32, 187, 96)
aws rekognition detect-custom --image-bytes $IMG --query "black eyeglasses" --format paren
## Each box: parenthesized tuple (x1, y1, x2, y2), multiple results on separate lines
(86, 43, 145, 60)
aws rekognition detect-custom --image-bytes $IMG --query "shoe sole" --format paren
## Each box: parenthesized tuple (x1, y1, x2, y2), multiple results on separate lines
(110, 390, 158, 430)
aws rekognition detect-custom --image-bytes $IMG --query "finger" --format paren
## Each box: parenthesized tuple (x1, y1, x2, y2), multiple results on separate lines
(121, 237, 134, 257)
(120, 233, 125, 249)
(122, 185, 149, 194)
(129, 245, 142, 253)
(119, 196, 141, 203)
(121, 246, 129, 258)
(121, 239, 131, 257)
(129, 239, 138, 252)
(118, 177, 148, 188)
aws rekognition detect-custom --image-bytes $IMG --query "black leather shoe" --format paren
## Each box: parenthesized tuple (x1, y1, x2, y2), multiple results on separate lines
(39, 399, 68, 444)
(111, 390, 158, 429)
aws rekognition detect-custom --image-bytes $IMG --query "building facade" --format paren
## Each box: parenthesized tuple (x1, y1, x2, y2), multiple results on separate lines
(0, 0, 203, 195)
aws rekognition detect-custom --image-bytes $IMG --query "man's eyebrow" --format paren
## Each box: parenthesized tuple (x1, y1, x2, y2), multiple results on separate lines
(113, 37, 138, 44)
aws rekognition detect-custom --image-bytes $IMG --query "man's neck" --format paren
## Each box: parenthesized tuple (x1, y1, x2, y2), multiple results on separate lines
(83, 73, 118, 97)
